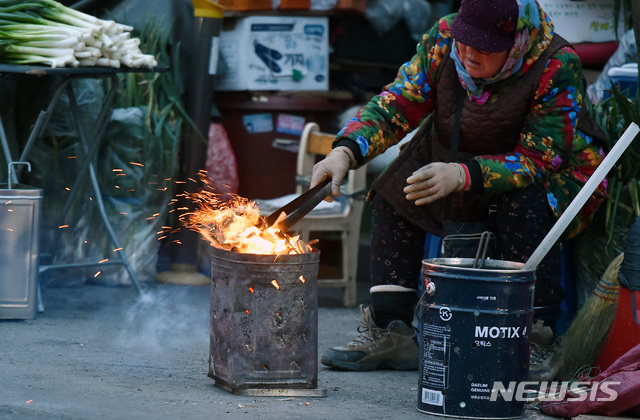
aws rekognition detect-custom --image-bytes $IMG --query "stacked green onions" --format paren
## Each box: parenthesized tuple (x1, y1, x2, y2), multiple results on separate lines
(0, 0, 158, 68)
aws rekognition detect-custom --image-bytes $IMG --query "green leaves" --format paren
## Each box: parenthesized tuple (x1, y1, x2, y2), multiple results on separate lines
(591, 80, 640, 242)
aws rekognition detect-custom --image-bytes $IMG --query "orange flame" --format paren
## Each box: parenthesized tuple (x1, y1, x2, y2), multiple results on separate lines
(271, 280, 280, 290)
(180, 175, 314, 255)
(299, 275, 306, 283)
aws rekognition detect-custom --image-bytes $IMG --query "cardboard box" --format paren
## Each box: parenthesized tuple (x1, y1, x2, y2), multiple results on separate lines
(538, 0, 626, 44)
(277, 0, 311, 10)
(217, 0, 271, 11)
(334, 0, 367, 13)
(216, 16, 329, 91)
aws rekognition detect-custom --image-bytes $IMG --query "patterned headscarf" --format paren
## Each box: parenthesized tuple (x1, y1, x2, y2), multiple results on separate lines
(450, 0, 554, 103)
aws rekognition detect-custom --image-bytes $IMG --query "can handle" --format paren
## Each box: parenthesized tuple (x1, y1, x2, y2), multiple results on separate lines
(415, 278, 436, 324)
(472, 231, 494, 269)
(8, 161, 31, 190)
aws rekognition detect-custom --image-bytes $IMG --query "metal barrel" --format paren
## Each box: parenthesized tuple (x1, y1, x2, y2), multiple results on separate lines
(417, 258, 536, 419)
(0, 184, 42, 319)
(208, 246, 320, 391)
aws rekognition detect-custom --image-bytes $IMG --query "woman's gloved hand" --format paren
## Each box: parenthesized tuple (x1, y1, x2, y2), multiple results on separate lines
(404, 162, 465, 205)
(310, 146, 356, 198)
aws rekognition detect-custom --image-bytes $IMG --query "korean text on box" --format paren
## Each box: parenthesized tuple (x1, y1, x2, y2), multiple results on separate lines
(216, 16, 329, 91)
(538, 0, 626, 44)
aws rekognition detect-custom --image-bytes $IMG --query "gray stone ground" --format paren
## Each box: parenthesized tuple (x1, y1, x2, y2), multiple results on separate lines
(0, 275, 557, 420)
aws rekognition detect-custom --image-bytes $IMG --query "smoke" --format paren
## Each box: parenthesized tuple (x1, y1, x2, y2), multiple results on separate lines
(113, 286, 209, 353)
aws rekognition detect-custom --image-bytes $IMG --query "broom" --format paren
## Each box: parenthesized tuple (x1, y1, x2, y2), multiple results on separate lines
(556, 253, 624, 380)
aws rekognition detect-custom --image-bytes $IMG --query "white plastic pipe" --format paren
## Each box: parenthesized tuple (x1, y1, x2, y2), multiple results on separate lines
(524, 122, 640, 271)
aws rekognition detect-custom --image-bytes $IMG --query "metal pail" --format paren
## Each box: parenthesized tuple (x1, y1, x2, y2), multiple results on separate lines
(417, 258, 535, 419)
(0, 184, 42, 320)
(208, 246, 320, 392)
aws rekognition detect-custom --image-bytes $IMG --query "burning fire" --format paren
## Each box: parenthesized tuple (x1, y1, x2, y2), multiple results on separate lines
(180, 175, 315, 255)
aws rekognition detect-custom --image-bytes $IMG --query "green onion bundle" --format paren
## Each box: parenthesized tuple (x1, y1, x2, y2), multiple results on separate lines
(0, 0, 158, 68)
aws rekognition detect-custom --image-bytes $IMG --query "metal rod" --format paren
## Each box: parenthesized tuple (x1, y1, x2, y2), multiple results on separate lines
(7, 161, 30, 190)
(63, 75, 143, 294)
(43, 75, 143, 294)
(87, 162, 143, 294)
(524, 122, 640, 271)
(49, 75, 118, 252)
(18, 79, 70, 165)
(40, 259, 128, 272)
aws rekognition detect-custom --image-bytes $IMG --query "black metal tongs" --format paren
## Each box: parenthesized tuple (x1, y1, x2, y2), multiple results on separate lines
(264, 178, 332, 233)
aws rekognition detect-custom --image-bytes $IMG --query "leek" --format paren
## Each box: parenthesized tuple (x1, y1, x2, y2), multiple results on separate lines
(0, 0, 158, 68)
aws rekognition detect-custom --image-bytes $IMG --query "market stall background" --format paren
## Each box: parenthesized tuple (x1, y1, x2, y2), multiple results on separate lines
(0, 0, 637, 316)
(1, 0, 640, 417)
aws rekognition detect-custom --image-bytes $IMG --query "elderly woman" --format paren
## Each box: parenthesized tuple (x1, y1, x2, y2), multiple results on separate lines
(313, 0, 606, 371)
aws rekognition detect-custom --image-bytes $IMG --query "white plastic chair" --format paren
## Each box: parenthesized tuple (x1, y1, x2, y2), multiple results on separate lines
(258, 122, 367, 307)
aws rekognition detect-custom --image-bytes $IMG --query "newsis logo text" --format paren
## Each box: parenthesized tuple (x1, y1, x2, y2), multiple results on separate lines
(490, 381, 620, 402)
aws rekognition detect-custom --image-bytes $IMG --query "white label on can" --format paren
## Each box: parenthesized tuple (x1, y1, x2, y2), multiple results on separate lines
(421, 323, 451, 389)
(422, 388, 444, 406)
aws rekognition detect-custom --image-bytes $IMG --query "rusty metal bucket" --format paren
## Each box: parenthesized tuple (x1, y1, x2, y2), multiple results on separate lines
(208, 245, 326, 396)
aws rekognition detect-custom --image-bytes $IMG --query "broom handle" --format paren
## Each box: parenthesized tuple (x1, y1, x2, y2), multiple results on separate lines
(524, 122, 640, 271)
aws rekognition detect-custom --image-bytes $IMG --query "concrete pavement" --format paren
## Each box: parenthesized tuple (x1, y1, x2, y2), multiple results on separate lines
(0, 280, 556, 420)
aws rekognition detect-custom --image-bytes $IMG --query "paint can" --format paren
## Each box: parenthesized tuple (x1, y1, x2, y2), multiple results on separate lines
(417, 258, 535, 418)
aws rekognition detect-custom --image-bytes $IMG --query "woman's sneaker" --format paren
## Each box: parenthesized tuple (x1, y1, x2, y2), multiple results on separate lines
(320, 305, 419, 371)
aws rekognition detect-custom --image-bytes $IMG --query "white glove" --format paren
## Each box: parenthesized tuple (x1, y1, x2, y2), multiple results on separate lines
(310, 146, 356, 197)
(404, 162, 465, 205)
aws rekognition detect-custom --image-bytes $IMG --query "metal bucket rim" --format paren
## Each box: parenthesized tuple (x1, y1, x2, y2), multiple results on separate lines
(209, 245, 320, 265)
(0, 186, 43, 197)
(422, 257, 535, 274)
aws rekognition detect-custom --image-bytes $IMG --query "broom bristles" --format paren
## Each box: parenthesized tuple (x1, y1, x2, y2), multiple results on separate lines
(557, 253, 623, 380)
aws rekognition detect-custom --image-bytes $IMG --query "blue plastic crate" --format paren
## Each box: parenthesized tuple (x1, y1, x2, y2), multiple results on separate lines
(604, 63, 638, 100)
